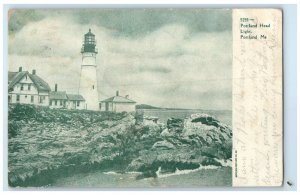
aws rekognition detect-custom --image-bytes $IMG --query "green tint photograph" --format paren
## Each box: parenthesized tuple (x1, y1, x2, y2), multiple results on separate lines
(7, 8, 232, 188)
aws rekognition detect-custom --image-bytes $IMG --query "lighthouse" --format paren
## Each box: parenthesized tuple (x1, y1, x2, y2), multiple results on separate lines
(79, 29, 99, 110)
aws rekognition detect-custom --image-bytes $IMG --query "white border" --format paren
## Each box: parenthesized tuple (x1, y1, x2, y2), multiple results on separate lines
(1, 0, 298, 194)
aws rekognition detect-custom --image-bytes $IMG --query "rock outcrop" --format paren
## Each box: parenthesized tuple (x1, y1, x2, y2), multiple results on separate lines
(126, 113, 232, 178)
(8, 104, 232, 186)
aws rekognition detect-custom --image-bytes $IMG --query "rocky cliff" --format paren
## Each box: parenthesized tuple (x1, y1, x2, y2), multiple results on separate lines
(8, 104, 232, 187)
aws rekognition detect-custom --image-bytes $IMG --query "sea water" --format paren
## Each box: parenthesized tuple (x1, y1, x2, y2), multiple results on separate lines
(140, 109, 232, 125)
(52, 166, 232, 188)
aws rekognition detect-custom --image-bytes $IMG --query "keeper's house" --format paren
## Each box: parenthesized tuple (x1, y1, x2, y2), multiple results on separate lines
(8, 67, 50, 106)
(9, 67, 85, 110)
(99, 91, 136, 113)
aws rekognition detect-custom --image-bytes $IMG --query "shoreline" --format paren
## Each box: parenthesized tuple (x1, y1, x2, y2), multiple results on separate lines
(51, 167, 232, 188)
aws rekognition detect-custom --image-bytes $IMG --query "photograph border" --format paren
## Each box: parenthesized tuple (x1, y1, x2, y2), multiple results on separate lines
(1, 3, 297, 191)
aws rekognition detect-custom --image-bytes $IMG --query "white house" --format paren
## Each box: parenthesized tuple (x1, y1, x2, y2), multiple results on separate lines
(8, 67, 51, 106)
(99, 91, 136, 113)
(49, 84, 68, 109)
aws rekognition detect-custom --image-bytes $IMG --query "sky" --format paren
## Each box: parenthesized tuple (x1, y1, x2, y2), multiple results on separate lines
(8, 9, 232, 110)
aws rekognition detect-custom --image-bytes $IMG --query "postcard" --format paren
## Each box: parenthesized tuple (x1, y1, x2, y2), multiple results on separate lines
(7, 8, 282, 188)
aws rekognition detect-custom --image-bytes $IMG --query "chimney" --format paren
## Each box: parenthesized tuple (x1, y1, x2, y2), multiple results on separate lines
(18, 67, 22, 72)
(116, 90, 119, 96)
(32, 69, 36, 75)
(125, 95, 129, 99)
(55, 84, 58, 92)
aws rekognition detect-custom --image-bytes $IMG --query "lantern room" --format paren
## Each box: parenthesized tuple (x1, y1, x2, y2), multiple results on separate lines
(81, 28, 98, 53)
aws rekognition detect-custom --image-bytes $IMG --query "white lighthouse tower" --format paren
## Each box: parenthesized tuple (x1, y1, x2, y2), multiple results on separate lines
(79, 29, 99, 110)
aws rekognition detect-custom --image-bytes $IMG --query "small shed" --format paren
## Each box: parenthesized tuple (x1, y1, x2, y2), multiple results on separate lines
(100, 91, 136, 113)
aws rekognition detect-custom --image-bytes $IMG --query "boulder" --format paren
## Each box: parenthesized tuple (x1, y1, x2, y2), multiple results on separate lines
(167, 118, 184, 128)
(182, 113, 231, 146)
(136, 170, 157, 180)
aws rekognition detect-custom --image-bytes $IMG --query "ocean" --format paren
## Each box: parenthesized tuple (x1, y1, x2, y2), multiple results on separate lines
(51, 166, 232, 188)
(139, 109, 232, 126)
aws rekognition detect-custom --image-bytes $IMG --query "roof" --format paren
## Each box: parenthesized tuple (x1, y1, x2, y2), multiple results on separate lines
(100, 95, 136, 103)
(8, 71, 51, 92)
(85, 29, 95, 36)
(49, 91, 67, 100)
(8, 72, 18, 83)
(67, 94, 85, 101)
(28, 74, 51, 91)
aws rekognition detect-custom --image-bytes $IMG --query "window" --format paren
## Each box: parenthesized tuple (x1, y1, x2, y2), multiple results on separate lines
(20, 84, 24, 91)
(25, 95, 27, 98)
(60, 100, 63, 106)
(16, 95, 20, 102)
(28, 84, 31, 91)
(92, 85, 94, 89)
(105, 102, 109, 111)
(31, 96, 34, 103)
(55, 100, 57, 106)
(39, 96, 45, 103)
(77, 101, 80, 107)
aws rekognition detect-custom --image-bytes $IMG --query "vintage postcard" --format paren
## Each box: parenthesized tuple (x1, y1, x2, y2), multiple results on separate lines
(7, 8, 282, 188)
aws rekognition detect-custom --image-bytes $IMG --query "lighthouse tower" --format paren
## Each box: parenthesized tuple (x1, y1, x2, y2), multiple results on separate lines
(79, 29, 99, 110)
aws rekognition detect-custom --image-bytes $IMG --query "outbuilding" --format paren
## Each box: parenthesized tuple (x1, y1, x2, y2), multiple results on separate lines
(99, 91, 136, 113)
(49, 84, 68, 109)
(66, 94, 86, 110)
